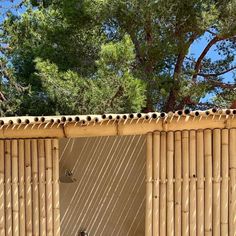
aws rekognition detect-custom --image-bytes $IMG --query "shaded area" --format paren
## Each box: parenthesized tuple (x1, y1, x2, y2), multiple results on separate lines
(59, 135, 146, 236)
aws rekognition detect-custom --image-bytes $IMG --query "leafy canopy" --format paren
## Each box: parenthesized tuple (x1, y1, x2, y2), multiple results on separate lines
(0, 0, 236, 115)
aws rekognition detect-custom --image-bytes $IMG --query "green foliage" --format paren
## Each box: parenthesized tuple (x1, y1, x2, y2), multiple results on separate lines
(0, 0, 236, 116)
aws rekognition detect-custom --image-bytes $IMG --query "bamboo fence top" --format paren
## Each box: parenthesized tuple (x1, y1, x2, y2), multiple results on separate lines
(0, 108, 236, 139)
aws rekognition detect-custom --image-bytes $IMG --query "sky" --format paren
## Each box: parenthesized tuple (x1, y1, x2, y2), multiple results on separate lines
(0, 0, 235, 103)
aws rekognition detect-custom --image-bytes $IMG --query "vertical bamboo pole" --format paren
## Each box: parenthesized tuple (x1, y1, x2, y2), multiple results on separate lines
(160, 132, 167, 236)
(221, 129, 228, 235)
(167, 131, 174, 236)
(52, 139, 60, 236)
(12, 140, 19, 236)
(145, 133, 153, 236)
(196, 130, 204, 236)
(229, 128, 236, 236)
(45, 139, 53, 236)
(5, 140, 12, 236)
(19, 140, 26, 236)
(25, 139, 32, 235)
(174, 131, 181, 236)
(32, 139, 39, 236)
(153, 132, 160, 236)
(0, 140, 5, 235)
(182, 130, 189, 236)
(213, 129, 221, 236)
(38, 139, 46, 236)
(189, 130, 196, 236)
(204, 129, 212, 235)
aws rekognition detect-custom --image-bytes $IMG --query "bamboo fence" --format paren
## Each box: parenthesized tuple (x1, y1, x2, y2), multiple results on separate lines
(147, 128, 236, 236)
(0, 139, 60, 236)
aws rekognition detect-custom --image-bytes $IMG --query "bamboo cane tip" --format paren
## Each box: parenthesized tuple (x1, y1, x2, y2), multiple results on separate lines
(67, 117, 73, 122)
(61, 116, 66, 122)
(152, 113, 158, 119)
(136, 113, 141, 118)
(116, 115, 120, 120)
(226, 109, 231, 115)
(34, 117, 39, 122)
(122, 115, 127, 119)
(212, 108, 217, 113)
(160, 112, 166, 118)
(86, 116, 92, 121)
(129, 114, 134, 119)
(40, 117, 45, 122)
(177, 110, 183, 116)
(74, 116, 80, 122)
(108, 115, 113, 120)
(102, 114, 106, 119)
(205, 110, 210, 116)
(184, 109, 190, 115)
(233, 109, 236, 114)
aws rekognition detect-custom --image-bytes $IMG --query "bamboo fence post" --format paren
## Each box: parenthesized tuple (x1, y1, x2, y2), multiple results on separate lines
(12, 140, 19, 236)
(160, 132, 167, 236)
(229, 128, 236, 236)
(5, 140, 12, 236)
(167, 131, 174, 236)
(52, 139, 60, 236)
(174, 131, 181, 236)
(196, 130, 204, 236)
(38, 139, 46, 236)
(221, 129, 229, 235)
(25, 139, 32, 235)
(32, 139, 39, 236)
(204, 129, 212, 235)
(0, 140, 4, 235)
(153, 132, 160, 236)
(189, 130, 196, 236)
(45, 139, 53, 236)
(182, 130, 189, 236)
(19, 140, 26, 236)
(213, 129, 221, 236)
(145, 132, 153, 236)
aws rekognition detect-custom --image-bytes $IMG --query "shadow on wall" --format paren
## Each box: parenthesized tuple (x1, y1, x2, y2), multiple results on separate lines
(59, 135, 146, 236)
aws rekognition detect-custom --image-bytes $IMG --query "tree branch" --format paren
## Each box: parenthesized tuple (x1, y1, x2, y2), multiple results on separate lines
(198, 65, 236, 77)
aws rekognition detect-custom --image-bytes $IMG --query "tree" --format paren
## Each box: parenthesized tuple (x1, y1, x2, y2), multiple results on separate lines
(0, 0, 236, 115)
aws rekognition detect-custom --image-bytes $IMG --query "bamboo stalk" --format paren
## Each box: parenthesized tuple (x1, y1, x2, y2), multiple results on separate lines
(52, 139, 60, 236)
(38, 139, 46, 236)
(182, 130, 189, 236)
(213, 129, 221, 236)
(204, 129, 212, 235)
(32, 139, 39, 236)
(189, 130, 197, 236)
(25, 139, 32, 235)
(160, 132, 167, 236)
(196, 130, 204, 236)
(221, 129, 229, 235)
(229, 128, 236, 236)
(145, 133, 153, 236)
(19, 139, 25, 236)
(12, 140, 19, 236)
(167, 131, 174, 236)
(45, 139, 53, 236)
(5, 140, 12, 236)
(174, 131, 181, 236)
(0, 140, 4, 235)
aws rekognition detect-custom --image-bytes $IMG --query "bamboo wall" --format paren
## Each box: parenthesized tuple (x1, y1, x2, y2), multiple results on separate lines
(0, 138, 60, 236)
(146, 128, 236, 236)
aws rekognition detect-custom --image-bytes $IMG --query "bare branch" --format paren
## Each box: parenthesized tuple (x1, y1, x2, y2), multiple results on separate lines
(192, 35, 236, 82)
(198, 65, 236, 77)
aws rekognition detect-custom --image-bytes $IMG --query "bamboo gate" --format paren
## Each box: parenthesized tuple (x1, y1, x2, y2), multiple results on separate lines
(146, 129, 236, 236)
